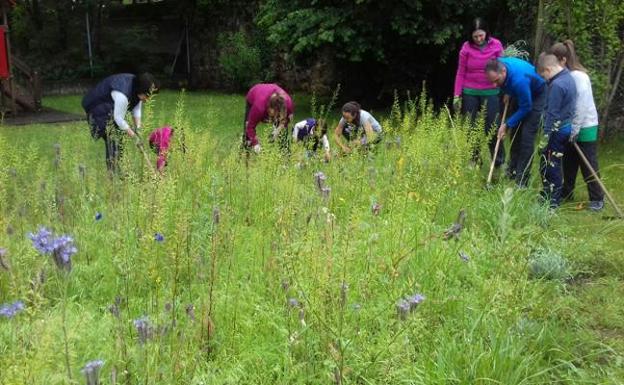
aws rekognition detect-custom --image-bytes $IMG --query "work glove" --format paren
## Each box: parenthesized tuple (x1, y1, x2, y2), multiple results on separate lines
(253, 144, 261, 154)
(568, 133, 578, 143)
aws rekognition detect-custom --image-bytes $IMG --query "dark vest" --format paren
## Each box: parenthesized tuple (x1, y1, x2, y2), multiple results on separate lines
(82, 73, 140, 116)
(82, 74, 139, 138)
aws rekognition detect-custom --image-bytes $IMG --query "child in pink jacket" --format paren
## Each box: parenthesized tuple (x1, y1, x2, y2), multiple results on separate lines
(149, 126, 173, 171)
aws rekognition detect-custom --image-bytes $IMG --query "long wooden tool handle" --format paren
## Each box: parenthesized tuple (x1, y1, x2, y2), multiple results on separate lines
(573, 142, 623, 218)
(487, 101, 509, 184)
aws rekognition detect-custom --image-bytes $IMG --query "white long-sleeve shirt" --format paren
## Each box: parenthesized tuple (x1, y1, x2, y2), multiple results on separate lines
(292, 120, 330, 152)
(111, 90, 142, 131)
(570, 70, 599, 135)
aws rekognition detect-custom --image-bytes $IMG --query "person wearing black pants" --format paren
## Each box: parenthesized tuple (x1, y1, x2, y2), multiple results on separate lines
(462, 94, 504, 167)
(562, 141, 604, 206)
(486, 58, 547, 187)
(82, 73, 158, 172)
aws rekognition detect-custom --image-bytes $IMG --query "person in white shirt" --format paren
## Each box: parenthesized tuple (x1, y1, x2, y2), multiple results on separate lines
(549, 41, 604, 211)
(82, 73, 158, 172)
(292, 118, 331, 162)
(334, 101, 383, 154)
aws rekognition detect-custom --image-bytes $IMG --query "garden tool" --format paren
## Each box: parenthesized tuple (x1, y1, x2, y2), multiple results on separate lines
(486, 100, 509, 188)
(572, 142, 623, 218)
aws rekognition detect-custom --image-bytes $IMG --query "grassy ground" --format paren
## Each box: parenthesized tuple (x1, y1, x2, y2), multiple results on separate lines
(0, 90, 623, 384)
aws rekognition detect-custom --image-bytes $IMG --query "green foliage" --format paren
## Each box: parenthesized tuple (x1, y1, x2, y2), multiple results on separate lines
(256, 0, 494, 63)
(217, 31, 263, 90)
(542, 0, 624, 118)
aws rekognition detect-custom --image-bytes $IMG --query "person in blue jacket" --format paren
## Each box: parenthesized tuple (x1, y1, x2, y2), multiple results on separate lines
(485, 58, 546, 187)
(82, 73, 159, 172)
(536, 53, 577, 207)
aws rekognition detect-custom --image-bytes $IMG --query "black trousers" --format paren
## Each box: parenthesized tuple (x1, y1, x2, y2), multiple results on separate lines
(562, 141, 604, 202)
(462, 93, 504, 167)
(507, 89, 546, 186)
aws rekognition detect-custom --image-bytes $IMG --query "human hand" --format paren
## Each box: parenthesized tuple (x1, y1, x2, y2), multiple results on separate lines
(127, 128, 136, 138)
(253, 144, 261, 154)
(497, 123, 507, 140)
(569, 132, 578, 143)
(453, 96, 461, 112)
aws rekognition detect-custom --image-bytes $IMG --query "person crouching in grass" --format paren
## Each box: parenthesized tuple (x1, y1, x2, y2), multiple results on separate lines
(334, 102, 383, 154)
(536, 53, 577, 208)
(292, 118, 331, 162)
(149, 126, 173, 172)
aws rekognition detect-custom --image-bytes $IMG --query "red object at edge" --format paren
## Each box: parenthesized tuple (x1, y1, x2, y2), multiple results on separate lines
(0, 26, 9, 79)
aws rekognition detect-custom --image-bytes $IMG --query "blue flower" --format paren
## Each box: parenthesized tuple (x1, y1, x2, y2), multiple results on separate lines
(81, 359, 104, 385)
(154, 233, 164, 242)
(95, 212, 103, 221)
(396, 299, 410, 320)
(407, 294, 425, 311)
(0, 300, 25, 319)
(28, 227, 77, 272)
(28, 227, 54, 255)
(133, 316, 154, 344)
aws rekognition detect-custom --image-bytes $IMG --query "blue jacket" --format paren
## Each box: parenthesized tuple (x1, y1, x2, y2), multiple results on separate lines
(499, 57, 546, 128)
(543, 68, 577, 136)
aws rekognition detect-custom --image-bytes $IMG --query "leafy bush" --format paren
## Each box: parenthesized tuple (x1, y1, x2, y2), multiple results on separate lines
(217, 31, 263, 90)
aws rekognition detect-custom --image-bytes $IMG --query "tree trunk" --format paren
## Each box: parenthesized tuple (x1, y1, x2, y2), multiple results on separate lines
(600, 51, 624, 135)
(533, 0, 545, 61)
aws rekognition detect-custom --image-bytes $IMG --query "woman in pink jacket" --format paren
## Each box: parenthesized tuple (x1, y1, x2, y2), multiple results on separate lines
(243, 83, 294, 153)
(453, 18, 504, 167)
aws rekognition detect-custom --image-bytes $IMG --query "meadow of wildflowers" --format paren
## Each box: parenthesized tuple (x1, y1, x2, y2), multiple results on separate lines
(0, 90, 623, 384)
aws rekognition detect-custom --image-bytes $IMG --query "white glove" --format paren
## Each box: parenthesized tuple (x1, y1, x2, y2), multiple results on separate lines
(253, 144, 261, 154)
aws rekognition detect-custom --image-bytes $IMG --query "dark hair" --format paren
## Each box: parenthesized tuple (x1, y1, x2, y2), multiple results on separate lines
(342, 101, 361, 126)
(485, 59, 504, 73)
(549, 40, 587, 73)
(469, 18, 490, 42)
(268, 92, 287, 125)
(135, 73, 159, 96)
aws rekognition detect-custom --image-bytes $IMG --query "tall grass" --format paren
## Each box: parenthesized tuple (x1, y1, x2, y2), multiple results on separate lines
(0, 90, 623, 384)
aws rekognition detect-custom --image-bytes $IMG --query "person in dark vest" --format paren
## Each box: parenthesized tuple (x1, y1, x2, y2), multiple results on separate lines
(82, 73, 159, 172)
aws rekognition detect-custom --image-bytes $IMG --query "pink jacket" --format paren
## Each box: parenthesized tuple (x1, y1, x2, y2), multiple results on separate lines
(245, 83, 294, 146)
(453, 37, 503, 96)
(149, 126, 173, 171)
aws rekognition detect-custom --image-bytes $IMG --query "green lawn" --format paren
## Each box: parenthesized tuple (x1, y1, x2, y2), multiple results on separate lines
(0, 90, 623, 384)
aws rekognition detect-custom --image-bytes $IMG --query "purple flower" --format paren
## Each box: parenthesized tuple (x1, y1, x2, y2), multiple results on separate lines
(287, 298, 300, 308)
(459, 251, 470, 262)
(49, 236, 76, 272)
(29, 227, 54, 255)
(29, 227, 77, 272)
(154, 233, 164, 242)
(371, 202, 382, 216)
(95, 212, 103, 221)
(0, 300, 25, 319)
(81, 359, 104, 385)
(396, 299, 410, 320)
(407, 294, 425, 311)
(133, 316, 154, 344)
